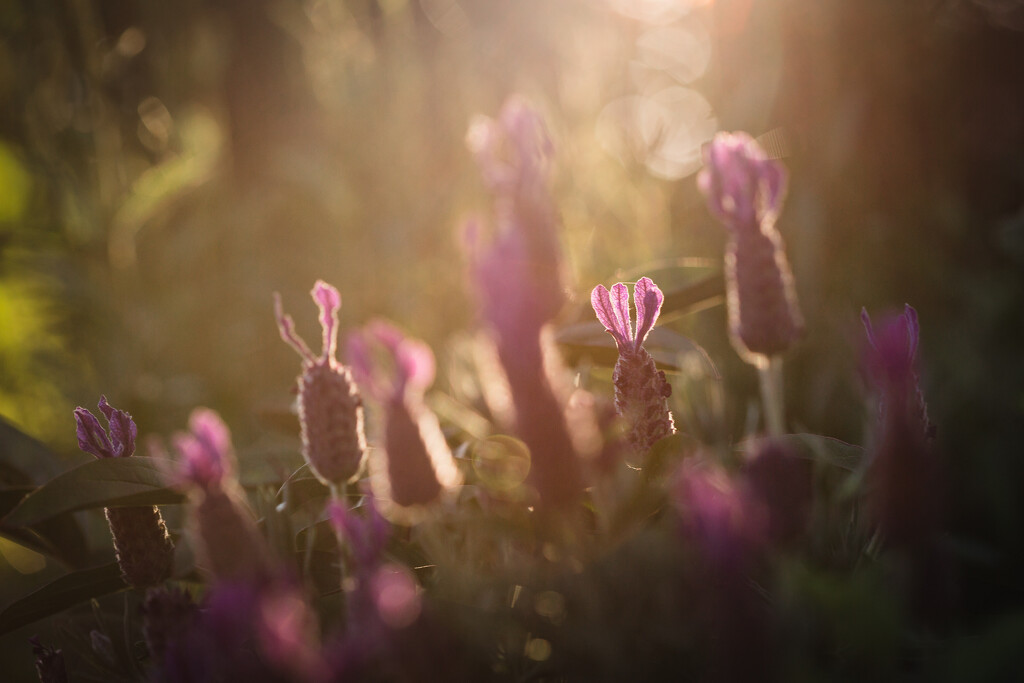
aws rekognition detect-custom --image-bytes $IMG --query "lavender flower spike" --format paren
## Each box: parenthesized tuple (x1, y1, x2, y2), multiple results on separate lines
(171, 408, 274, 582)
(591, 277, 675, 455)
(74, 397, 173, 588)
(348, 321, 461, 515)
(275, 281, 367, 486)
(698, 132, 803, 361)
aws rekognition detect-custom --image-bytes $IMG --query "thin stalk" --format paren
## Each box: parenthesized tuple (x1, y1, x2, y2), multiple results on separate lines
(758, 355, 785, 436)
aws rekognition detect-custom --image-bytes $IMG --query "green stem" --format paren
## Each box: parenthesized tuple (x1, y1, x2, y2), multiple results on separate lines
(758, 355, 785, 436)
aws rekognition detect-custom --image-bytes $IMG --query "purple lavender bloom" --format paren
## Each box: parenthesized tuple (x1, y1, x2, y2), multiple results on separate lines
(169, 409, 273, 582)
(276, 280, 368, 486)
(170, 408, 236, 492)
(463, 98, 584, 511)
(698, 132, 803, 361)
(348, 321, 461, 513)
(861, 304, 933, 438)
(861, 305, 939, 547)
(591, 277, 676, 455)
(74, 397, 174, 588)
(740, 438, 813, 546)
(74, 396, 137, 459)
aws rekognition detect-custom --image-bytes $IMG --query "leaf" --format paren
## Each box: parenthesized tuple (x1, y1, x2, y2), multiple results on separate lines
(0, 562, 126, 636)
(2, 457, 183, 528)
(0, 415, 88, 485)
(743, 434, 865, 472)
(557, 322, 719, 378)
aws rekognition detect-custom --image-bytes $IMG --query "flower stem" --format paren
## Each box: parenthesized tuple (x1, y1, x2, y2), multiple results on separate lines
(758, 355, 785, 436)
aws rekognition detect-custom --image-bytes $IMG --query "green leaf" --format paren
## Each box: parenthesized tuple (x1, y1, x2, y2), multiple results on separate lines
(0, 562, 126, 636)
(0, 415, 87, 485)
(557, 322, 719, 377)
(743, 434, 864, 472)
(1, 457, 183, 528)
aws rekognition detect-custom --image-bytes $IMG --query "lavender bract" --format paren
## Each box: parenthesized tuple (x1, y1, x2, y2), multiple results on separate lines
(73, 397, 174, 588)
(698, 132, 803, 361)
(591, 277, 676, 455)
(348, 321, 461, 513)
(276, 280, 368, 486)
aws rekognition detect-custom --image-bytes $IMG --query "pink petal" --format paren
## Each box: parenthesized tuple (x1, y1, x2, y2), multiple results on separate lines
(632, 277, 664, 351)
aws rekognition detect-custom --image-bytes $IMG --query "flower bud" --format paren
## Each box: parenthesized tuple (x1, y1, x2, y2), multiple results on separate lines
(73, 397, 174, 588)
(276, 281, 367, 486)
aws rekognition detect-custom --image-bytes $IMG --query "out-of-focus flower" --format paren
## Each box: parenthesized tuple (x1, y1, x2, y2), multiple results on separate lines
(674, 459, 753, 569)
(861, 305, 939, 547)
(29, 636, 67, 683)
(740, 438, 813, 546)
(698, 132, 803, 361)
(327, 496, 391, 576)
(463, 98, 584, 511)
(73, 397, 174, 588)
(861, 304, 933, 438)
(591, 277, 675, 455)
(276, 280, 367, 486)
(169, 409, 273, 582)
(348, 321, 461, 514)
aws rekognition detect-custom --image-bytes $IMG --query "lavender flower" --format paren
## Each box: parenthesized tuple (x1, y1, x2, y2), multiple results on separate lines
(861, 305, 939, 546)
(348, 321, 461, 513)
(463, 98, 584, 510)
(73, 397, 174, 588)
(591, 277, 676, 455)
(740, 438, 812, 546)
(276, 280, 367, 486)
(170, 409, 273, 582)
(698, 132, 803, 361)
(861, 304, 933, 438)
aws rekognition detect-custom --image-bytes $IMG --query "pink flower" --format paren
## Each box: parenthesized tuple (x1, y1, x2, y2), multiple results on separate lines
(276, 280, 368, 485)
(591, 277, 675, 454)
(74, 396, 137, 459)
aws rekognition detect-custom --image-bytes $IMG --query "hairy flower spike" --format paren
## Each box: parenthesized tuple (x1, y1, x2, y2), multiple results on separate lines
(275, 281, 367, 486)
(698, 132, 803, 361)
(171, 409, 273, 582)
(73, 398, 173, 588)
(591, 277, 676, 455)
(861, 304, 933, 438)
(348, 321, 461, 512)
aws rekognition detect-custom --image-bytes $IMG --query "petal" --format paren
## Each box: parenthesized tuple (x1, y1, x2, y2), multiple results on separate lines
(758, 159, 788, 217)
(632, 277, 664, 350)
(74, 407, 114, 459)
(312, 280, 342, 361)
(397, 339, 435, 394)
(97, 396, 137, 458)
(274, 293, 315, 362)
(860, 307, 877, 349)
(346, 331, 381, 401)
(591, 284, 630, 352)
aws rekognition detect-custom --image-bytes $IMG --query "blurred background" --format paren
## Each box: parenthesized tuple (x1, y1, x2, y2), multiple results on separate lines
(1, 0, 1023, 652)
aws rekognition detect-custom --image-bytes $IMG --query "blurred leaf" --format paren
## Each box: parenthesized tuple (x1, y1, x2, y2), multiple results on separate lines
(558, 322, 718, 377)
(0, 141, 31, 223)
(742, 434, 864, 472)
(0, 535, 46, 574)
(2, 457, 183, 528)
(0, 514, 90, 568)
(0, 562, 126, 636)
(0, 415, 84, 485)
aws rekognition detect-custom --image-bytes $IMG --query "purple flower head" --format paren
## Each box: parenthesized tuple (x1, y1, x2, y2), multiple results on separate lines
(861, 304, 921, 391)
(697, 131, 787, 232)
(674, 460, 754, 569)
(276, 281, 368, 485)
(591, 277, 675, 454)
(466, 95, 553, 196)
(327, 496, 391, 574)
(591, 277, 664, 357)
(740, 438, 813, 546)
(348, 321, 461, 511)
(171, 408, 235, 492)
(74, 396, 137, 459)
(347, 320, 435, 405)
